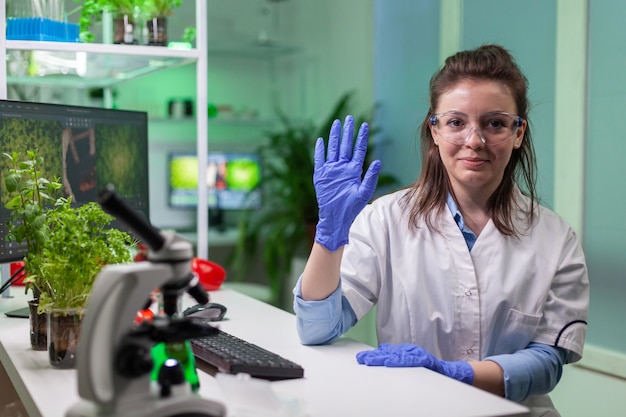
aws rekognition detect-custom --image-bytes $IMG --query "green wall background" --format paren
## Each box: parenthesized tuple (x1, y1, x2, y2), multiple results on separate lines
(584, 0, 626, 353)
(462, 0, 557, 209)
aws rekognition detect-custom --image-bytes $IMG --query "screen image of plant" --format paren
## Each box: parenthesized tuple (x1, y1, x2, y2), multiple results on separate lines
(0, 119, 63, 207)
(0, 119, 147, 206)
(95, 124, 148, 198)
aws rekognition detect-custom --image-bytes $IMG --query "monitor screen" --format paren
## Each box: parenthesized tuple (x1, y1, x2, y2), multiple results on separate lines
(168, 151, 262, 211)
(0, 99, 150, 263)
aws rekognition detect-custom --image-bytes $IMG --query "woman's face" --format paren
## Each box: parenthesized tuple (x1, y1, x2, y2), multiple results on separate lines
(429, 79, 526, 199)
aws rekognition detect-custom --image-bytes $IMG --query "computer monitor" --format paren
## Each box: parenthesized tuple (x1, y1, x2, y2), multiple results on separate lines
(168, 151, 262, 229)
(0, 99, 150, 264)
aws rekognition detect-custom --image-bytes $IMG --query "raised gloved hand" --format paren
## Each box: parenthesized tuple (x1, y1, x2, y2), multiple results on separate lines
(356, 343, 475, 385)
(313, 115, 381, 251)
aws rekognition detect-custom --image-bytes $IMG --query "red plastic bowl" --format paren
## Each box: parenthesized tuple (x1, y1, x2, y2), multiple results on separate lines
(191, 258, 226, 291)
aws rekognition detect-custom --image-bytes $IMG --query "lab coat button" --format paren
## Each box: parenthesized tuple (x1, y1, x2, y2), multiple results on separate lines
(466, 348, 473, 356)
(464, 290, 472, 297)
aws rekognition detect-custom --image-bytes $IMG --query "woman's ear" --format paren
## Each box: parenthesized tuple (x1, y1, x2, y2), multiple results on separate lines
(513, 120, 526, 149)
(430, 125, 439, 146)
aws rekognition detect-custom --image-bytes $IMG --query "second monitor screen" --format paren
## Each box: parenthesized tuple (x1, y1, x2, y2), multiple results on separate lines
(168, 152, 262, 211)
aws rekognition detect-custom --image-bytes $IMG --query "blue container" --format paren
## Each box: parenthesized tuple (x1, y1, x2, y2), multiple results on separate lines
(6, 17, 80, 42)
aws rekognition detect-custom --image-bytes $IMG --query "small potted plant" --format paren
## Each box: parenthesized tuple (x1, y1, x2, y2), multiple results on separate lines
(143, 0, 182, 17)
(71, 0, 144, 43)
(3, 151, 136, 364)
(71, 0, 191, 45)
(142, 0, 184, 45)
(35, 197, 136, 368)
(3, 151, 63, 351)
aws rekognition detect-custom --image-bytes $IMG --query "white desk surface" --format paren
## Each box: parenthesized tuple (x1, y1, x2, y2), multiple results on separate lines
(0, 288, 529, 417)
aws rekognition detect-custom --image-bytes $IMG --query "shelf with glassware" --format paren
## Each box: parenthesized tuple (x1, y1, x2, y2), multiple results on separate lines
(5, 38, 300, 86)
(5, 40, 200, 89)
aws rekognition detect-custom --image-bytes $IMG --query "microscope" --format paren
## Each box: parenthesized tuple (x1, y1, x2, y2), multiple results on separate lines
(66, 186, 226, 417)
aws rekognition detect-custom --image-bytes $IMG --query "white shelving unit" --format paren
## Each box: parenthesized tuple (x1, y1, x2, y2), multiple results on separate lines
(0, 0, 212, 260)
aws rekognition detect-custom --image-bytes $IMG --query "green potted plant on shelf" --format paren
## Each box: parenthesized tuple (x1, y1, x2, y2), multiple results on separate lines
(72, 0, 193, 44)
(143, 0, 183, 17)
(3, 151, 64, 351)
(142, 0, 185, 45)
(71, 0, 144, 43)
(227, 92, 398, 308)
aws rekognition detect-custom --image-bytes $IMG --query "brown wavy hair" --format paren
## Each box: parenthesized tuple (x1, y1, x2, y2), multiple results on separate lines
(401, 44, 537, 236)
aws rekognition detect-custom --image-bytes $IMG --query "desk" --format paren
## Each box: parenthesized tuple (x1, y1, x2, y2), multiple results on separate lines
(0, 289, 529, 417)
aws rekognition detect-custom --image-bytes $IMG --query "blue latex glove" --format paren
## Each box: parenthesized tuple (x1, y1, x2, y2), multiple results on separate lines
(356, 343, 475, 385)
(313, 115, 381, 251)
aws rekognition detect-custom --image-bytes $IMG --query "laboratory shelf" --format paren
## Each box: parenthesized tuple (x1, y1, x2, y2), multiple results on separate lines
(5, 41, 199, 89)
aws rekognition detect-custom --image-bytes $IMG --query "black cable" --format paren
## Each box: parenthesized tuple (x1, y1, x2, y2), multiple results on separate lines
(0, 265, 25, 294)
(0, 266, 21, 294)
(0, 265, 26, 296)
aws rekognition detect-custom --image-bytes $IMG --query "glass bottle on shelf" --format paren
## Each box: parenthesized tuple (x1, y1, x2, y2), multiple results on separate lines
(256, 0, 288, 45)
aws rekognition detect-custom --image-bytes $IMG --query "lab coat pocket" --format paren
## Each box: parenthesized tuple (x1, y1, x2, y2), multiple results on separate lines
(494, 309, 542, 354)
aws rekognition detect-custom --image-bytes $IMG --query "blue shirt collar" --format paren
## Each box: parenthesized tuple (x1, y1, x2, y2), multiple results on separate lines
(446, 193, 477, 251)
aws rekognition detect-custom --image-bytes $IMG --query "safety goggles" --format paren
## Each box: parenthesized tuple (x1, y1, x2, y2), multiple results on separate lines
(429, 111, 524, 147)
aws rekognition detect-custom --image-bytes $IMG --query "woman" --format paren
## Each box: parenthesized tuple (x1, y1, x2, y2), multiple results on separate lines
(293, 44, 589, 416)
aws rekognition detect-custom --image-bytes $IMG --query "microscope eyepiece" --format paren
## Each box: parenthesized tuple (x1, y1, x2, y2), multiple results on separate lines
(98, 184, 165, 251)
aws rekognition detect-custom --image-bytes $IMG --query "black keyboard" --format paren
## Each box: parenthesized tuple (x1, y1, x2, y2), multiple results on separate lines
(190, 328, 304, 381)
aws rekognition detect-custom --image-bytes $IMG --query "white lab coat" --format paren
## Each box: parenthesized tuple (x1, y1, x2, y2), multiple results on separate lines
(340, 187, 589, 416)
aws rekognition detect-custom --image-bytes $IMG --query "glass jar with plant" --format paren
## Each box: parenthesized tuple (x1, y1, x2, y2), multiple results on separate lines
(143, 0, 183, 17)
(227, 92, 398, 309)
(72, 0, 193, 45)
(143, 0, 183, 46)
(71, 0, 143, 43)
(35, 197, 136, 368)
(3, 151, 64, 350)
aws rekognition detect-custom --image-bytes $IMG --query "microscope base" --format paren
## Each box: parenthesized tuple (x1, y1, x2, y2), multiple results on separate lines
(66, 395, 226, 417)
